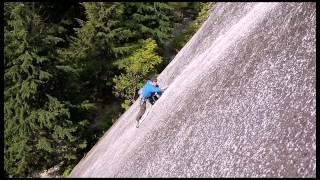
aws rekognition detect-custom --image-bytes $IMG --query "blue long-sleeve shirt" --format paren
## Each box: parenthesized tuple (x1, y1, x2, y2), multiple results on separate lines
(141, 80, 162, 99)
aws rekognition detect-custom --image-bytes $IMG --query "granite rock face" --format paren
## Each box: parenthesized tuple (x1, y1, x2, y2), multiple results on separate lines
(70, 2, 316, 178)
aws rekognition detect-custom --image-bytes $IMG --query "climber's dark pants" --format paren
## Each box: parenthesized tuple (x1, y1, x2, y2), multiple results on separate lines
(136, 100, 146, 121)
(136, 94, 159, 121)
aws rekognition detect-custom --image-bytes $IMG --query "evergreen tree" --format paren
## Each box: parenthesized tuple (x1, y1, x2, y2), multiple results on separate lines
(3, 2, 210, 177)
(4, 3, 89, 177)
(113, 39, 162, 110)
(122, 2, 174, 47)
(62, 2, 175, 104)
(61, 2, 136, 103)
(109, 3, 174, 110)
(120, 2, 174, 73)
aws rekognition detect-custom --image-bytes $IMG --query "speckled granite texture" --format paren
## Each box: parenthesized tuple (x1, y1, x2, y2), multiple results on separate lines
(70, 2, 316, 178)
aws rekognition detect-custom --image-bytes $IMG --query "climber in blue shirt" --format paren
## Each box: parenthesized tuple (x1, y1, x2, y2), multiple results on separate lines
(141, 78, 162, 102)
(136, 77, 164, 127)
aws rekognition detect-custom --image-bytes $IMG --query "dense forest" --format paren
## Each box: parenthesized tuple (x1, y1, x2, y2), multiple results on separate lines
(4, 2, 214, 177)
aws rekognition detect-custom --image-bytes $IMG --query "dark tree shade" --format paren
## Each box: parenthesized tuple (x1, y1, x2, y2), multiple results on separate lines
(4, 3, 90, 177)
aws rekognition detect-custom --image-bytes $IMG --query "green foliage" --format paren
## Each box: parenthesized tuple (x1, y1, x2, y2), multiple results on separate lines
(167, 2, 190, 10)
(191, 3, 215, 30)
(4, 2, 206, 177)
(62, 165, 74, 177)
(122, 2, 174, 47)
(4, 3, 90, 177)
(63, 2, 174, 107)
(93, 102, 122, 129)
(113, 39, 162, 110)
(61, 2, 137, 104)
(171, 2, 215, 51)
(53, 2, 175, 175)
(167, 2, 194, 23)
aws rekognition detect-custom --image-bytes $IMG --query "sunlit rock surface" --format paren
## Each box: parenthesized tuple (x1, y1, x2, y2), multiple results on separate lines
(70, 2, 316, 178)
